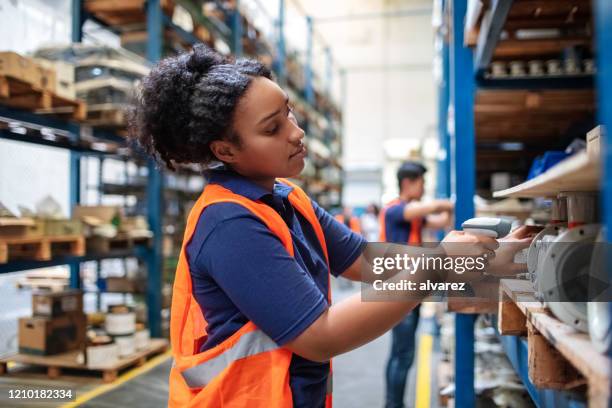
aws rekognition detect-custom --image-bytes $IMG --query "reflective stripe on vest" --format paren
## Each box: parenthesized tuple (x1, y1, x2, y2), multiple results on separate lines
(181, 329, 278, 388)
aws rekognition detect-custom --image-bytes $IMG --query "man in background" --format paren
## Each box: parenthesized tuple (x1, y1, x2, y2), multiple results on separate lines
(381, 161, 453, 408)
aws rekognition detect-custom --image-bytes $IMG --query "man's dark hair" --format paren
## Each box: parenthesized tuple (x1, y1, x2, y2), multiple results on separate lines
(397, 161, 427, 190)
(127, 44, 272, 170)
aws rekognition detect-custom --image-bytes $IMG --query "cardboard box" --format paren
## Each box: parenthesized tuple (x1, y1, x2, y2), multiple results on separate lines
(37, 66, 56, 92)
(35, 59, 75, 99)
(105, 277, 142, 293)
(19, 313, 87, 355)
(0, 51, 40, 87)
(73, 205, 120, 225)
(42, 218, 83, 236)
(86, 343, 119, 368)
(32, 290, 83, 318)
(0, 217, 44, 238)
(587, 125, 602, 159)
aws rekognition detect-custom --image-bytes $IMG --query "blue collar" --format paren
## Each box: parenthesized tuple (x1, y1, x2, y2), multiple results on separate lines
(208, 167, 294, 201)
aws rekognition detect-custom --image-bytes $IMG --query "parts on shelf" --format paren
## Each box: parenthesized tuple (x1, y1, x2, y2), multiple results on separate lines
(488, 58, 595, 79)
(527, 193, 601, 333)
(588, 230, 612, 353)
(540, 223, 600, 333)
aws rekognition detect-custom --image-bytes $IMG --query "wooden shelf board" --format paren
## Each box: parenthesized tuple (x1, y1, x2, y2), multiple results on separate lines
(493, 150, 599, 198)
(500, 279, 611, 396)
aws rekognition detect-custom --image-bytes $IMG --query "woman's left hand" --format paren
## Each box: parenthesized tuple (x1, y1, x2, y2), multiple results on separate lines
(487, 225, 539, 276)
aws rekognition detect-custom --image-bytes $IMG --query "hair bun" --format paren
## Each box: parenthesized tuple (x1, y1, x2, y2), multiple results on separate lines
(186, 44, 225, 74)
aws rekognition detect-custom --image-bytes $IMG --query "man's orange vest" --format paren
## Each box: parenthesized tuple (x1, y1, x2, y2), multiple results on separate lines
(168, 179, 333, 407)
(378, 199, 422, 244)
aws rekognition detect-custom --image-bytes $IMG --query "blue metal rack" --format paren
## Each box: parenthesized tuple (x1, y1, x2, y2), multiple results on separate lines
(440, 0, 612, 406)
(2, 0, 341, 337)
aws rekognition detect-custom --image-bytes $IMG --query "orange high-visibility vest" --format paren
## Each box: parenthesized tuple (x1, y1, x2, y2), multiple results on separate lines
(169, 178, 333, 407)
(379, 199, 422, 244)
(334, 214, 362, 234)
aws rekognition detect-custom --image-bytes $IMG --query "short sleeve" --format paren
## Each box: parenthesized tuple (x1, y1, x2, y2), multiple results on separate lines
(191, 209, 328, 346)
(310, 200, 367, 277)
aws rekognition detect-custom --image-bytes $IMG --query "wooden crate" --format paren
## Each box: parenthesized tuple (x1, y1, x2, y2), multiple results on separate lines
(84, 0, 175, 27)
(86, 234, 151, 254)
(499, 279, 612, 407)
(0, 75, 86, 121)
(82, 103, 127, 128)
(0, 339, 168, 383)
(0, 235, 85, 264)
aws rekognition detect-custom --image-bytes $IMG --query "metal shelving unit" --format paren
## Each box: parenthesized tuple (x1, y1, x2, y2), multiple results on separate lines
(1, 0, 344, 337)
(439, 0, 612, 406)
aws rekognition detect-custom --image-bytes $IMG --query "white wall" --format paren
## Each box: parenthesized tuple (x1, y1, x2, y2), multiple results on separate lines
(291, 0, 438, 207)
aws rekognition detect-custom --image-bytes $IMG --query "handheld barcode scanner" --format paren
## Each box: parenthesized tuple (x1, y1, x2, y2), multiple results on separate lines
(461, 217, 512, 238)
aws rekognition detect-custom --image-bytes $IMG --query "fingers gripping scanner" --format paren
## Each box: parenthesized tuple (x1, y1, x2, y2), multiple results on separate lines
(461, 217, 512, 239)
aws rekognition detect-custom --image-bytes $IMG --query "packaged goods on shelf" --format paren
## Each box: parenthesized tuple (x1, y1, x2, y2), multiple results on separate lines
(18, 313, 87, 355)
(0, 51, 54, 91)
(35, 59, 76, 99)
(134, 329, 150, 351)
(34, 44, 151, 68)
(105, 311, 136, 336)
(114, 334, 136, 357)
(32, 290, 84, 318)
(105, 277, 145, 293)
(0, 216, 42, 238)
(86, 342, 119, 368)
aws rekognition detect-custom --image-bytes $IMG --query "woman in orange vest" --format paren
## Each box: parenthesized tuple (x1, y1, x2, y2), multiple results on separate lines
(128, 45, 521, 407)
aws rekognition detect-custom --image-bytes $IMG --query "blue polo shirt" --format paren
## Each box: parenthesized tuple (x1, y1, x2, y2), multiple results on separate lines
(383, 200, 426, 244)
(186, 168, 366, 408)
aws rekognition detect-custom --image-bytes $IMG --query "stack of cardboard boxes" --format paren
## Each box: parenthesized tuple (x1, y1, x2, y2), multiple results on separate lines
(18, 290, 86, 356)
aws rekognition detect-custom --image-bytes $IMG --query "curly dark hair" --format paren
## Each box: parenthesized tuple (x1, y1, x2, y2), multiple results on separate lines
(128, 44, 272, 170)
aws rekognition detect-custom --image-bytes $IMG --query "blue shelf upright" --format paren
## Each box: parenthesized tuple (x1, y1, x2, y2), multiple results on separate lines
(69, 0, 84, 289)
(449, 0, 477, 406)
(145, 0, 164, 338)
(595, 0, 612, 366)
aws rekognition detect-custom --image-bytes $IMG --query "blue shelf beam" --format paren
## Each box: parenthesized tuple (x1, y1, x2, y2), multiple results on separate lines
(473, 0, 513, 75)
(325, 46, 332, 98)
(450, 0, 477, 406)
(274, 0, 286, 84)
(162, 14, 200, 46)
(595, 0, 612, 362)
(304, 16, 315, 105)
(436, 19, 451, 201)
(0, 246, 149, 275)
(231, 0, 243, 57)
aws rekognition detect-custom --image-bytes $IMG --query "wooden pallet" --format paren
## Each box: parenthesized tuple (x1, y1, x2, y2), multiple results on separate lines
(0, 75, 86, 121)
(84, 0, 175, 27)
(446, 280, 500, 314)
(16, 278, 69, 291)
(0, 235, 85, 264)
(499, 279, 611, 407)
(0, 339, 168, 383)
(86, 234, 151, 254)
(82, 104, 127, 128)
